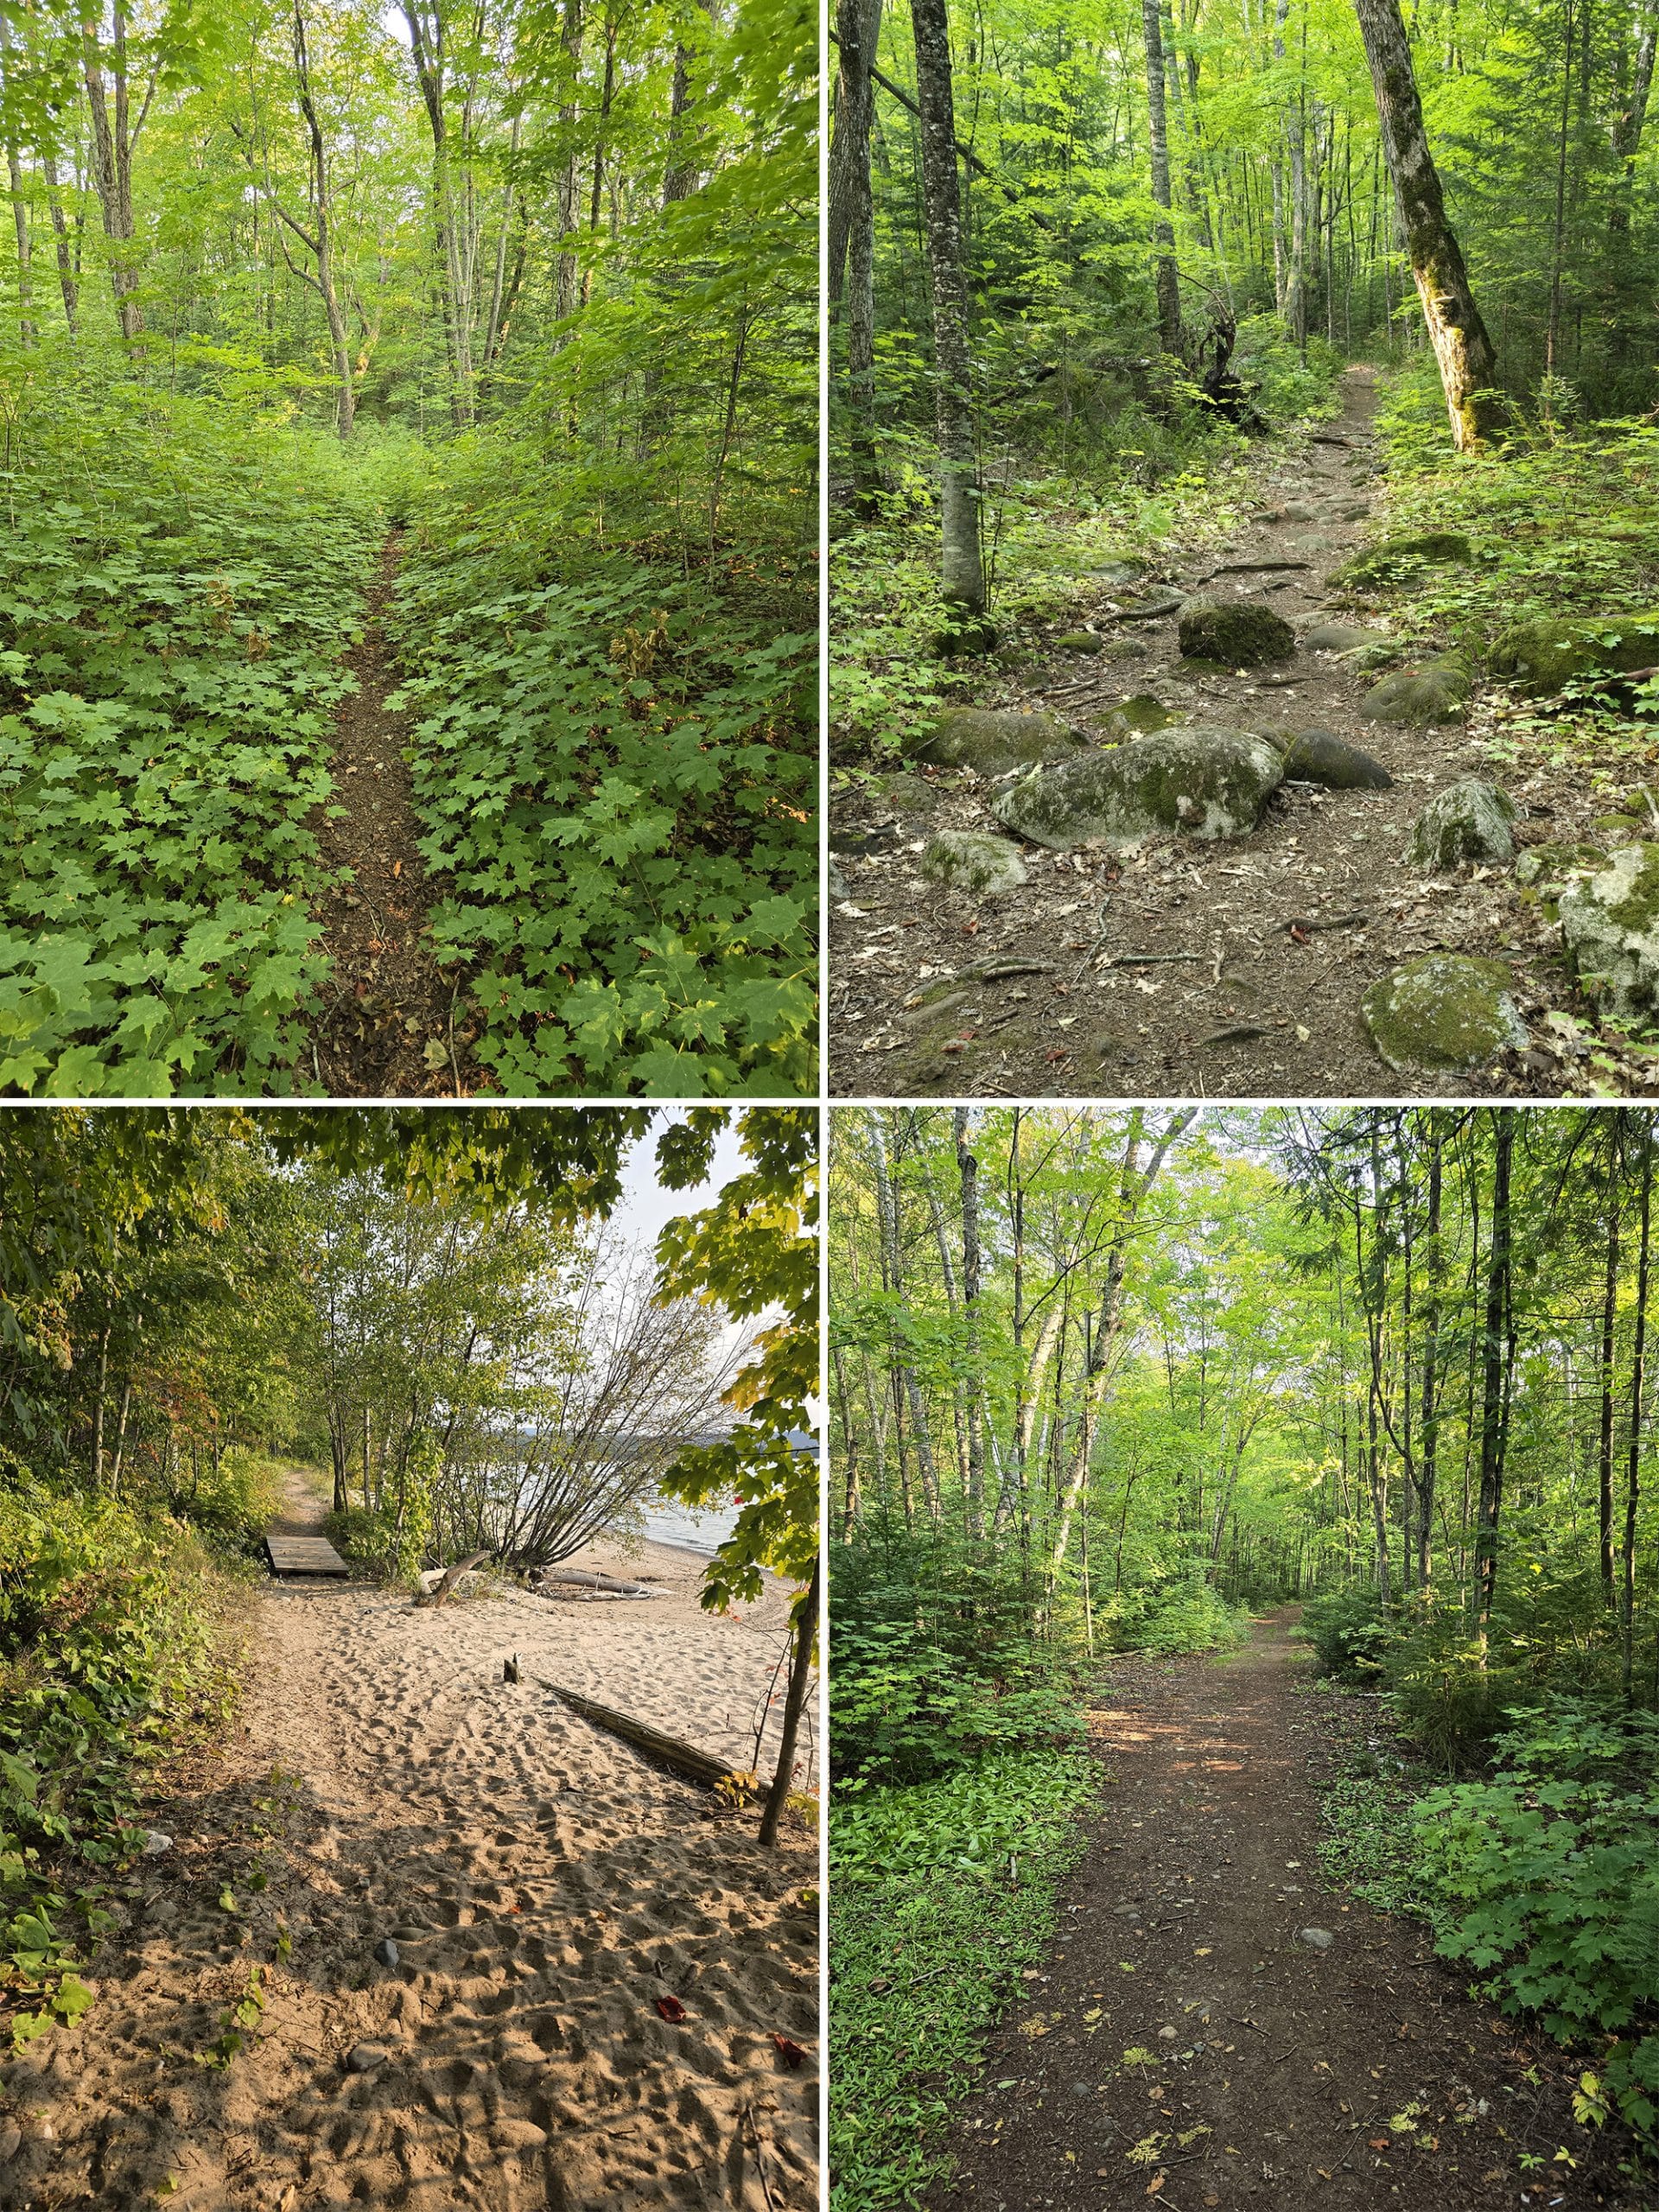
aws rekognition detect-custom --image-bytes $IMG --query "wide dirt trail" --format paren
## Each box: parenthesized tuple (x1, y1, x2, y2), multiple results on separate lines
(924, 1612, 1636, 2212)
(0, 1472, 817, 2211)
(831, 367, 1567, 1099)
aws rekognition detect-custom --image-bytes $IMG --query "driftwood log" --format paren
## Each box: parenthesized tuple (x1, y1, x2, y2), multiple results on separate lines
(535, 1678, 737, 1790)
(412, 1550, 492, 1607)
(528, 1568, 666, 1599)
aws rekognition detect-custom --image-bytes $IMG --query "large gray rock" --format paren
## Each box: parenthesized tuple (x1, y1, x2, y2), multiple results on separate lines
(921, 830, 1029, 894)
(1361, 956, 1528, 1073)
(1177, 600, 1296, 667)
(1409, 779, 1516, 868)
(1302, 621, 1388, 652)
(1360, 656, 1471, 724)
(1278, 729, 1393, 791)
(1558, 842, 1659, 1018)
(918, 708, 1086, 773)
(994, 725, 1284, 852)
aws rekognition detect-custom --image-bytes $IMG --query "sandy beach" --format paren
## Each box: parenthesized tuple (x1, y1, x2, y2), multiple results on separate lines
(0, 1471, 818, 2210)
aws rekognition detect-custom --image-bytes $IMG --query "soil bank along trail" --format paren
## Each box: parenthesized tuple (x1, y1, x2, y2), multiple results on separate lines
(1, 1471, 818, 2211)
(830, 367, 1575, 1100)
(925, 1611, 1635, 2212)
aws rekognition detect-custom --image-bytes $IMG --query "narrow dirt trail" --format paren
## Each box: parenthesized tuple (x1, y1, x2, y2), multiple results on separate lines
(830, 368, 1568, 1098)
(308, 534, 471, 1098)
(922, 1612, 1637, 2212)
(0, 1471, 817, 2211)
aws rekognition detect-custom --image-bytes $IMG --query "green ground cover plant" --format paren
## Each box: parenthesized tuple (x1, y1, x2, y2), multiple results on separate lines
(829, 1749, 1098, 2209)
(0, 375, 381, 1096)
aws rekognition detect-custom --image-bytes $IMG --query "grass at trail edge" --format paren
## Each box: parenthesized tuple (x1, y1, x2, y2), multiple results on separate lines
(830, 1749, 1099, 2210)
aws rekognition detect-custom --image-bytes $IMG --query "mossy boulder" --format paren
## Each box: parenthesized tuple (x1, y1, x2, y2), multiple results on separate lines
(1490, 612, 1659, 697)
(1558, 843, 1659, 1017)
(1331, 531, 1474, 587)
(920, 830, 1029, 895)
(1177, 600, 1296, 667)
(1303, 621, 1389, 652)
(992, 725, 1284, 852)
(1516, 842, 1608, 916)
(918, 708, 1086, 773)
(1589, 813, 1645, 844)
(1116, 694, 1178, 733)
(1359, 655, 1471, 725)
(1361, 955, 1528, 1074)
(1276, 728, 1393, 791)
(1053, 630, 1105, 655)
(878, 771, 940, 815)
(1409, 779, 1516, 868)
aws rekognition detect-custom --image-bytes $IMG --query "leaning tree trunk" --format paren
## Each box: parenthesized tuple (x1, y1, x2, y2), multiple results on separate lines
(910, 0, 988, 632)
(1352, 0, 1500, 448)
(1140, 0, 1181, 350)
(758, 1555, 820, 1848)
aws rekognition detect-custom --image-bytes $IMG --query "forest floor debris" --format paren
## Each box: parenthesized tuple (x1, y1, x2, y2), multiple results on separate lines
(0, 1470, 818, 2211)
(922, 1609, 1639, 2212)
(830, 365, 1659, 1098)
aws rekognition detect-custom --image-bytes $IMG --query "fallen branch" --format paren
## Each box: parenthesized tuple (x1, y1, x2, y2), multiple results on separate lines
(534, 1677, 737, 1790)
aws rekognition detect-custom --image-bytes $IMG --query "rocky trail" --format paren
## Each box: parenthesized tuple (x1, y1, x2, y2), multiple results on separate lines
(830, 366, 1656, 1099)
(0, 1471, 817, 2211)
(922, 1611, 1638, 2212)
(308, 533, 474, 1099)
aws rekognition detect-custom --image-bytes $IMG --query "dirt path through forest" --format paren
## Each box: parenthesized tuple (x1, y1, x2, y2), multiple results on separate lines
(922, 1611, 1637, 2212)
(830, 367, 1579, 1098)
(0, 1470, 817, 2211)
(308, 534, 472, 1098)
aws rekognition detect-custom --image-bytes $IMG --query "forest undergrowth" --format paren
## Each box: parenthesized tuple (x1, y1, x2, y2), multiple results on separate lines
(0, 367, 816, 1098)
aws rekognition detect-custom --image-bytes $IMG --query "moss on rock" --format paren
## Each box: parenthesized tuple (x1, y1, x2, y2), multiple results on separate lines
(1360, 657, 1471, 725)
(1361, 955, 1527, 1073)
(1177, 600, 1296, 667)
(1053, 630, 1105, 655)
(918, 707, 1086, 773)
(992, 725, 1285, 852)
(920, 830, 1029, 894)
(1490, 611, 1659, 696)
(1331, 531, 1474, 587)
(1408, 778, 1516, 868)
(1558, 843, 1659, 1016)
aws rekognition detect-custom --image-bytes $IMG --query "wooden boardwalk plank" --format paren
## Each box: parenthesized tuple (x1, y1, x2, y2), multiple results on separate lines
(264, 1534, 349, 1577)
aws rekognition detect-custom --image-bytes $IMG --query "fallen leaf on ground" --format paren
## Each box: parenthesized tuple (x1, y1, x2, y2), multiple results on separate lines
(655, 1995, 688, 2023)
(772, 2035, 806, 2068)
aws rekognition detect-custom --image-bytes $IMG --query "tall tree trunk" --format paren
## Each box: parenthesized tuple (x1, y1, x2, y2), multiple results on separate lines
(954, 1107, 984, 1540)
(81, 0, 144, 348)
(1623, 1122, 1651, 1703)
(869, 1116, 940, 1518)
(553, 0, 583, 329)
(0, 17, 33, 349)
(1599, 1180, 1621, 1607)
(292, 1, 354, 439)
(42, 155, 79, 336)
(1353, 0, 1500, 448)
(1473, 1112, 1514, 1640)
(1417, 1124, 1443, 1592)
(832, 0, 884, 509)
(1141, 0, 1181, 348)
(910, 0, 988, 632)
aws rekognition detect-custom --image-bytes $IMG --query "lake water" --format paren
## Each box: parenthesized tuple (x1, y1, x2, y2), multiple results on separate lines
(633, 1493, 738, 1556)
